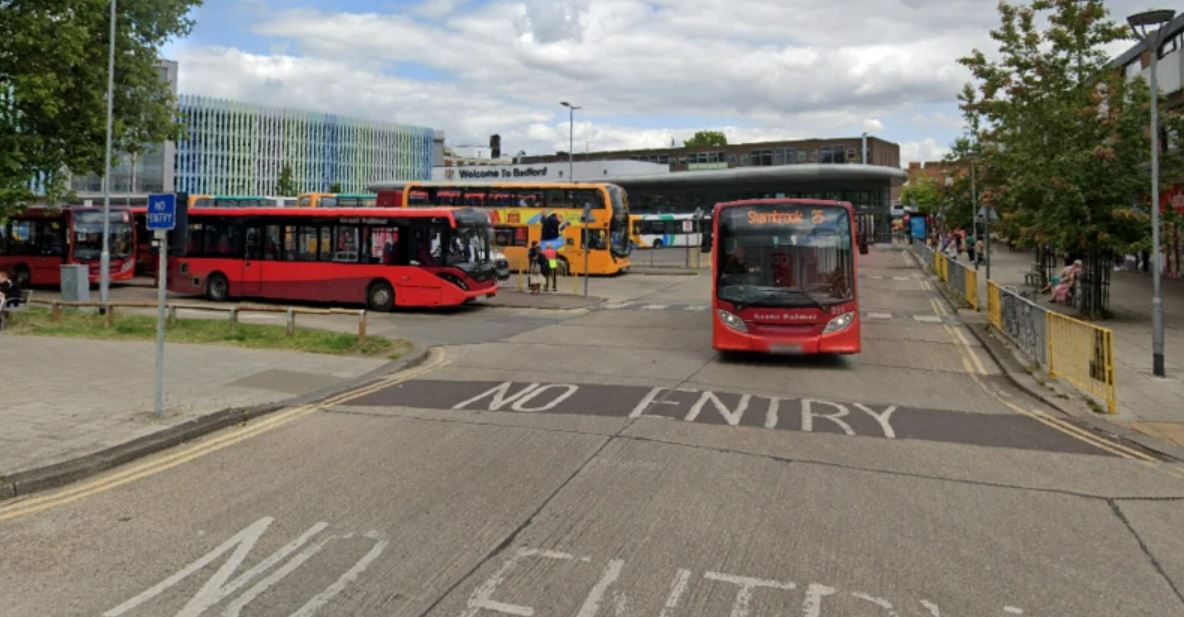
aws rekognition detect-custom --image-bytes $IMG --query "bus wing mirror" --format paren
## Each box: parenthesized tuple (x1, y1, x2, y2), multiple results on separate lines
(700, 230, 713, 253)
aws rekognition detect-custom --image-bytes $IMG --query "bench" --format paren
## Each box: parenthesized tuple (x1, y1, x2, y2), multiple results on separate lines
(1023, 266, 1043, 287)
(0, 290, 33, 332)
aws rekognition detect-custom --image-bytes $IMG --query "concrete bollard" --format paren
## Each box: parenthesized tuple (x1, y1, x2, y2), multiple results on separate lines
(104, 305, 115, 328)
(167, 306, 177, 324)
(229, 307, 239, 330)
(357, 309, 367, 343)
(51, 302, 62, 322)
(286, 308, 296, 337)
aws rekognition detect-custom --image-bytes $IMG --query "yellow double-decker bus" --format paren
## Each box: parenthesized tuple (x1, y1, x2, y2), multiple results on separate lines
(296, 193, 377, 208)
(374, 182, 632, 275)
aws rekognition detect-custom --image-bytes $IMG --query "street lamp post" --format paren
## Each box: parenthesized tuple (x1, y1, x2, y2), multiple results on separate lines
(100, 0, 117, 306)
(1129, 9, 1176, 378)
(560, 101, 581, 180)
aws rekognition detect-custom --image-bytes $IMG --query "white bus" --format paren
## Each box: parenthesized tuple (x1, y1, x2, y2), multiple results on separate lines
(631, 213, 704, 248)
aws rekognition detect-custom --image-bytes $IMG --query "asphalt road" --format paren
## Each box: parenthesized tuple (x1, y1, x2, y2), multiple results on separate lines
(3, 247, 1184, 616)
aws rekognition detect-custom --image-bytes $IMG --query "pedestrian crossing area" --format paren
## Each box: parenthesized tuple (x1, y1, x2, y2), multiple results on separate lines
(597, 302, 954, 323)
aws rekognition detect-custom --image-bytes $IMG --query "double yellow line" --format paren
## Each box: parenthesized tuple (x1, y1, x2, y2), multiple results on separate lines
(931, 297, 1178, 470)
(0, 349, 449, 524)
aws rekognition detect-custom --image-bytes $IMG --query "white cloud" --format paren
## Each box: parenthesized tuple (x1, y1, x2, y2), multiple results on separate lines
(171, 0, 1152, 162)
(899, 138, 950, 165)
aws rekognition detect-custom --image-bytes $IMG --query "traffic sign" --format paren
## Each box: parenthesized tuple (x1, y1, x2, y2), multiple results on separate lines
(682, 220, 694, 232)
(147, 193, 177, 231)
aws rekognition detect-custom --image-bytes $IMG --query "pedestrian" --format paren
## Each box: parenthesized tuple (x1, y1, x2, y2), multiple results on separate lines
(0, 270, 19, 307)
(966, 232, 977, 265)
(975, 237, 985, 269)
(543, 244, 559, 291)
(527, 260, 543, 294)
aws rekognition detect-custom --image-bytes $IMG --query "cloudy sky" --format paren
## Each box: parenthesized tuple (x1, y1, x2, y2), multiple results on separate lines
(160, 0, 1148, 166)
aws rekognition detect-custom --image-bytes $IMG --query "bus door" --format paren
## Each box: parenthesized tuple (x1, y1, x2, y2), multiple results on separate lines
(241, 225, 268, 295)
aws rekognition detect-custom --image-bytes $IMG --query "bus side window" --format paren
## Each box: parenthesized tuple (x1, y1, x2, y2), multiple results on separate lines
(263, 225, 282, 260)
(332, 225, 360, 263)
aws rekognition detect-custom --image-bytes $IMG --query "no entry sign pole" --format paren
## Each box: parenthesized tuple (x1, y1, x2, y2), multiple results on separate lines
(147, 194, 177, 417)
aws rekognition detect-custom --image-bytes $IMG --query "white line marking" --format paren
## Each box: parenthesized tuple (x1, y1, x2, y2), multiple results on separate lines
(852, 403, 898, 439)
(510, 384, 579, 412)
(1003, 607, 1024, 615)
(852, 592, 899, 615)
(459, 548, 576, 617)
(703, 572, 795, 617)
(920, 599, 942, 616)
(641, 304, 669, 310)
(683, 305, 709, 311)
(658, 569, 693, 617)
(866, 312, 893, 320)
(686, 391, 751, 426)
(289, 537, 388, 617)
(630, 387, 670, 418)
(802, 583, 837, 617)
(892, 275, 911, 281)
(452, 382, 540, 410)
(913, 315, 943, 323)
(603, 303, 631, 309)
(801, 399, 855, 435)
(575, 559, 625, 617)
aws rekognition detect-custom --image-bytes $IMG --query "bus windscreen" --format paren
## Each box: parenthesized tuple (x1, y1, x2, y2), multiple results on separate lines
(716, 205, 853, 310)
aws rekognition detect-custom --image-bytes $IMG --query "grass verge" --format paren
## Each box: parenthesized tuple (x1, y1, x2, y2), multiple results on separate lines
(4, 307, 412, 359)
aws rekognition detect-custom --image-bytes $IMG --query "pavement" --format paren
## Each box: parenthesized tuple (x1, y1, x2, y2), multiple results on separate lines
(955, 244, 1184, 448)
(2, 246, 1184, 616)
(0, 336, 392, 490)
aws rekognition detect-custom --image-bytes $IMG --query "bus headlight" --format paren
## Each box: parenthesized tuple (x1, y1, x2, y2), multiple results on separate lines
(824, 311, 855, 333)
(717, 309, 747, 332)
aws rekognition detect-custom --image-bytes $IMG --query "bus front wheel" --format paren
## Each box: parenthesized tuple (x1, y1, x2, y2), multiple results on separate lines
(205, 273, 230, 302)
(651, 239, 663, 249)
(367, 281, 395, 311)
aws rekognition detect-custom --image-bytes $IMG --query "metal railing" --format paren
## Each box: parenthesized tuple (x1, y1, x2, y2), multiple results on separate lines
(986, 280, 1003, 330)
(996, 285, 1047, 367)
(988, 284, 1117, 414)
(1047, 311, 1117, 414)
(32, 299, 371, 342)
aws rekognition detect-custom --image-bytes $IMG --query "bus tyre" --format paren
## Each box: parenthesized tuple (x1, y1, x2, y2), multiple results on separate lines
(14, 265, 31, 289)
(205, 273, 230, 302)
(367, 281, 395, 312)
(652, 239, 663, 249)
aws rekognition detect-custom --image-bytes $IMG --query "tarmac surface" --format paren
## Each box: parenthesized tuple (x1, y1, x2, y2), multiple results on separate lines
(2, 246, 1184, 616)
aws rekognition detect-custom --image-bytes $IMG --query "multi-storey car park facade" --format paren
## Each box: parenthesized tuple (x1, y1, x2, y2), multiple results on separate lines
(174, 95, 436, 196)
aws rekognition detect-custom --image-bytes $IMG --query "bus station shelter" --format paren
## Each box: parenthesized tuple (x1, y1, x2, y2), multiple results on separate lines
(604, 164, 906, 242)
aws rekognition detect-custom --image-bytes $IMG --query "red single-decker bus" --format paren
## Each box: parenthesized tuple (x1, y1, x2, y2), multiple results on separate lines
(168, 206, 498, 309)
(710, 198, 860, 354)
(0, 206, 137, 287)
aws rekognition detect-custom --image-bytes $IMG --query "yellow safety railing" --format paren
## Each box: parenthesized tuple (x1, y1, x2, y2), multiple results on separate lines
(933, 253, 947, 282)
(986, 280, 1002, 329)
(963, 267, 978, 310)
(1046, 311, 1117, 414)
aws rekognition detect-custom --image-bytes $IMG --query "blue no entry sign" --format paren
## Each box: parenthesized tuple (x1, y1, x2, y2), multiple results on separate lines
(147, 193, 177, 231)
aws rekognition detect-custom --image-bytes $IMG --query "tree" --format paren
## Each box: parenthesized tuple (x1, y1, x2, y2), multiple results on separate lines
(276, 163, 296, 196)
(683, 130, 728, 148)
(957, 0, 1180, 316)
(900, 175, 943, 216)
(0, 0, 201, 216)
(328, 182, 343, 193)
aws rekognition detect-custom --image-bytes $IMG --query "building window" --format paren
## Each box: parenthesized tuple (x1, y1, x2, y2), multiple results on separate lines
(749, 150, 773, 166)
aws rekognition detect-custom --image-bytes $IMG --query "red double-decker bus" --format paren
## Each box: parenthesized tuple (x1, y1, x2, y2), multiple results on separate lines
(709, 198, 860, 354)
(0, 206, 137, 287)
(168, 206, 498, 309)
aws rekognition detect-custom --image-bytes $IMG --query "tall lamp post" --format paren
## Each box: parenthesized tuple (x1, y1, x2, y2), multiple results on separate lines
(100, 0, 117, 305)
(1129, 9, 1176, 378)
(560, 101, 581, 180)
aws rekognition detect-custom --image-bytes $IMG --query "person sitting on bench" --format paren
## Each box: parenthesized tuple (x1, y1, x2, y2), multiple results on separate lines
(0, 270, 21, 308)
